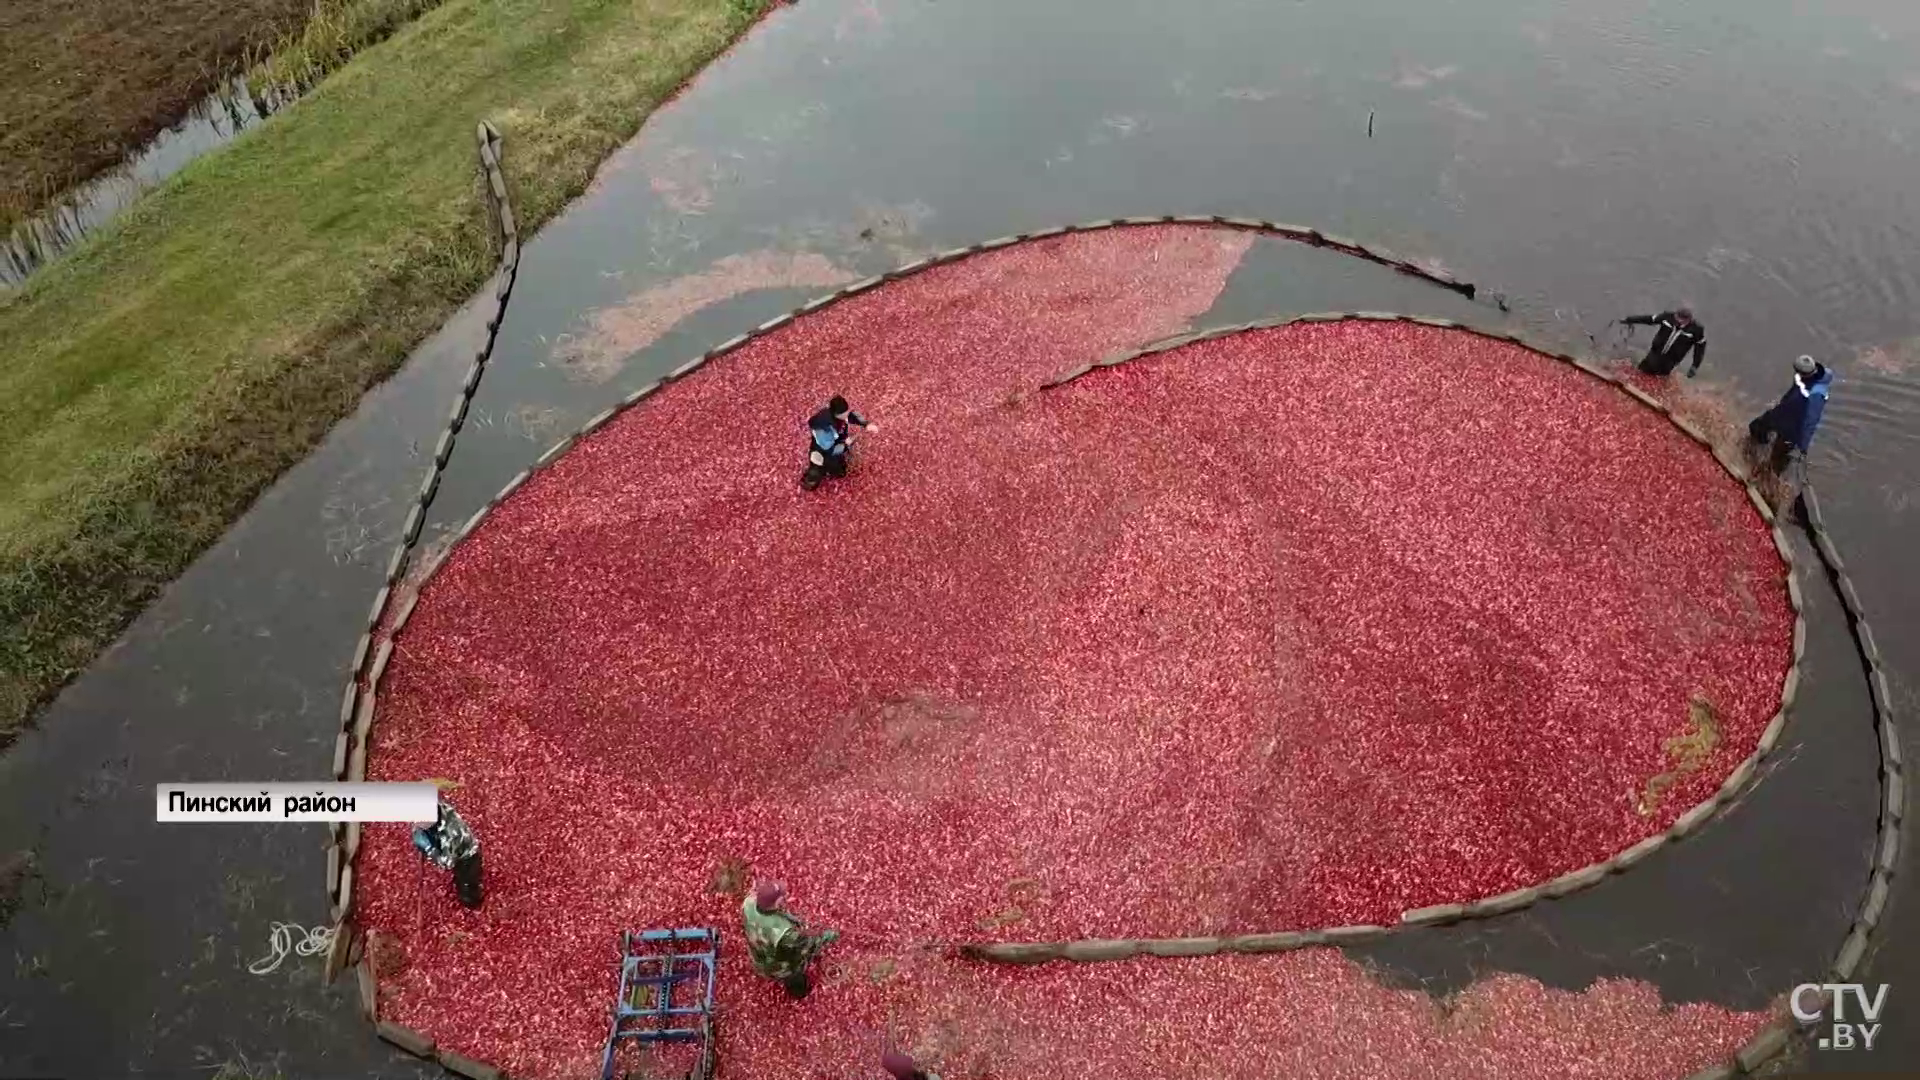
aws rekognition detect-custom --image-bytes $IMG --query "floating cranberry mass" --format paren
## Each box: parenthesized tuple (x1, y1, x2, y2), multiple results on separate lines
(354, 225, 1788, 1080)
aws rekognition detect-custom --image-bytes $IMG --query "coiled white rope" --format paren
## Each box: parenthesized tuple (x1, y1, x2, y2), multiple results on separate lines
(248, 921, 336, 975)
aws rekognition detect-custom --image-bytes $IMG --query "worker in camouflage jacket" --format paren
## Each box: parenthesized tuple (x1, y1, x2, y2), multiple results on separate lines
(741, 882, 839, 998)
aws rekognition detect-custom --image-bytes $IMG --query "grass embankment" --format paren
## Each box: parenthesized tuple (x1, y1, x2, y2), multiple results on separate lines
(254, 0, 450, 95)
(2, 0, 311, 229)
(0, 0, 772, 740)
(3, 0, 461, 232)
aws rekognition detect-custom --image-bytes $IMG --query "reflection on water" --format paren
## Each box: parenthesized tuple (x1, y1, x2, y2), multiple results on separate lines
(1, 76, 299, 288)
(553, 250, 859, 382)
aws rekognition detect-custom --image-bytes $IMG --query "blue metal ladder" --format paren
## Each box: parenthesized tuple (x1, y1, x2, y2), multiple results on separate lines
(600, 927, 720, 1080)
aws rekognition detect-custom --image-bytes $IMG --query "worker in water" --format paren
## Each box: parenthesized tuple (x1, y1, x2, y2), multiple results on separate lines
(882, 1049, 942, 1080)
(803, 395, 876, 490)
(1620, 307, 1707, 377)
(741, 882, 840, 998)
(1747, 354, 1834, 475)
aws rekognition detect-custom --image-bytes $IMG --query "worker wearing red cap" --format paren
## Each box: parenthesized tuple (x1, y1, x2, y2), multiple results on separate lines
(882, 1048, 941, 1080)
(741, 882, 840, 998)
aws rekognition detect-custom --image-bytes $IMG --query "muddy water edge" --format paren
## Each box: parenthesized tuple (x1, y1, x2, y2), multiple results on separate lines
(2, 0, 1918, 1076)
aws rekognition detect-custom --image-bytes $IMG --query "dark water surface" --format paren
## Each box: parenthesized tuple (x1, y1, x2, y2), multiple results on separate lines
(2, 0, 1917, 1075)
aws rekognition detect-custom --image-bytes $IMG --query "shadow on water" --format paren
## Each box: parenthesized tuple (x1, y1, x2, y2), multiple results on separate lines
(1, 75, 302, 288)
(1, 0, 1917, 1074)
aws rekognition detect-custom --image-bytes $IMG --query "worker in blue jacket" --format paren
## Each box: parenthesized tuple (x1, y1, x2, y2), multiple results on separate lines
(802, 395, 875, 490)
(1747, 355, 1833, 474)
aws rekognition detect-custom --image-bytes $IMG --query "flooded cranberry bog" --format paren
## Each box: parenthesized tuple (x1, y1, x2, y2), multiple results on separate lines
(2, 3, 1915, 1079)
(332, 223, 1858, 1080)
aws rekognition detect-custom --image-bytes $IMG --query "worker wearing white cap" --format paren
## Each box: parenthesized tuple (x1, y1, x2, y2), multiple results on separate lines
(1747, 354, 1834, 473)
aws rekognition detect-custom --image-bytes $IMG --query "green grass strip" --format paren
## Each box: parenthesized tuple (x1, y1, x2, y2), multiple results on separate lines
(0, 0, 771, 739)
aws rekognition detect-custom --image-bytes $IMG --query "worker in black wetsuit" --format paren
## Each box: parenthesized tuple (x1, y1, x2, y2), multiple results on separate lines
(1621, 308, 1707, 377)
(802, 395, 875, 490)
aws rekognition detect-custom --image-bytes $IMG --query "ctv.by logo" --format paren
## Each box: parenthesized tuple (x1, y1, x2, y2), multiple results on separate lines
(1792, 983, 1889, 1051)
